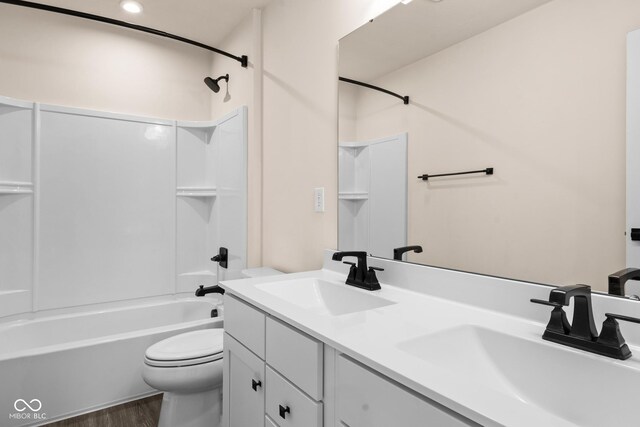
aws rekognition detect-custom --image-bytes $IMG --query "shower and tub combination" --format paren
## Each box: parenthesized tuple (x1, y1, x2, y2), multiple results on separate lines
(0, 298, 222, 425)
(0, 95, 248, 426)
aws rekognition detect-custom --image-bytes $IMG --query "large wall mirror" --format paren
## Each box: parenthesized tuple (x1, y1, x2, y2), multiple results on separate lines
(338, 0, 640, 294)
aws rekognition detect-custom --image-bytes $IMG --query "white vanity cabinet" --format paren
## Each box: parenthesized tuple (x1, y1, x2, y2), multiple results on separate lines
(224, 295, 324, 427)
(223, 294, 474, 427)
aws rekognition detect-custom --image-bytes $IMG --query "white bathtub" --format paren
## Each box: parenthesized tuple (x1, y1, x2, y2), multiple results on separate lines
(0, 297, 223, 426)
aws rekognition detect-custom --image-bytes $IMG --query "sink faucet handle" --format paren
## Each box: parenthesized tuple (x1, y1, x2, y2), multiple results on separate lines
(343, 261, 358, 282)
(363, 266, 383, 289)
(596, 313, 640, 359)
(604, 313, 640, 325)
(530, 298, 562, 308)
(530, 298, 571, 334)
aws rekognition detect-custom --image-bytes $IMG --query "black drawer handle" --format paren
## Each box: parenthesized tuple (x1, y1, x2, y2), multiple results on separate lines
(251, 379, 261, 391)
(632, 228, 640, 241)
(279, 404, 290, 419)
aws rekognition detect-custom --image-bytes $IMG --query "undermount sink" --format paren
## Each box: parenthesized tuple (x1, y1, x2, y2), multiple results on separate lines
(398, 325, 640, 426)
(255, 278, 395, 316)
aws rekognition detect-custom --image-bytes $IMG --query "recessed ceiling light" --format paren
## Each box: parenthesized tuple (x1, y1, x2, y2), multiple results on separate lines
(400, 0, 413, 4)
(120, 0, 143, 14)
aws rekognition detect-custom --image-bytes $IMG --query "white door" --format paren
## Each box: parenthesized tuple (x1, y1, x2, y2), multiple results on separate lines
(628, 30, 640, 267)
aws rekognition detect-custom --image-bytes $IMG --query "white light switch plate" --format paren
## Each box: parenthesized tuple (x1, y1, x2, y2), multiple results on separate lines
(314, 187, 325, 212)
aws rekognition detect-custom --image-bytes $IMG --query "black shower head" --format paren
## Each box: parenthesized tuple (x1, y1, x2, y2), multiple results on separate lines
(204, 74, 229, 93)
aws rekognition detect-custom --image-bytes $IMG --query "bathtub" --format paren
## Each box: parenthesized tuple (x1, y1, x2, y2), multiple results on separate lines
(0, 297, 222, 426)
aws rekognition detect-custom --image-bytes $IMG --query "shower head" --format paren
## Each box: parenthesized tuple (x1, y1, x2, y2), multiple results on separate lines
(204, 74, 229, 93)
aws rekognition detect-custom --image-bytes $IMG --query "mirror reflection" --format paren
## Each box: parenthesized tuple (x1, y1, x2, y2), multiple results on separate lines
(338, 0, 640, 294)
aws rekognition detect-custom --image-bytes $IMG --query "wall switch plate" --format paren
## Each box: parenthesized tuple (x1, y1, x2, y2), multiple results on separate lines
(314, 187, 325, 212)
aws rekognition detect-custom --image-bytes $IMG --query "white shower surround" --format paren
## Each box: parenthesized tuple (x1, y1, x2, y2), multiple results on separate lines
(0, 96, 247, 317)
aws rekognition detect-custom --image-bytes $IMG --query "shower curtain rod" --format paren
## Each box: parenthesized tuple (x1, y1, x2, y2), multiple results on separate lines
(339, 76, 409, 105)
(0, 0, 248, 67)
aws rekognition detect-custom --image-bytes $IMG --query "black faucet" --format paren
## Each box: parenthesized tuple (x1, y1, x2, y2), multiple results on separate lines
(393, 245, 423, 261)
(608, 268, 640, 298)
(531, 284, 640, 359)
(195, 284, 225, 296)
(331, 251, 383, 291)
(548, 284, 598, 340)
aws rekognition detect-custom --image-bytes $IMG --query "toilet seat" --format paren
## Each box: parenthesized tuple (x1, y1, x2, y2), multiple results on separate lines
(144, 329, 224, 368)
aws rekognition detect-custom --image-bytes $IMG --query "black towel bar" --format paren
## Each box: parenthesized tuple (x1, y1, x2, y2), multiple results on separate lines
(418, 168, 493, 181)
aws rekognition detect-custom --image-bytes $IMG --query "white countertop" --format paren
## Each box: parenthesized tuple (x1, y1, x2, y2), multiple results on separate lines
(221, 254, 640, 427)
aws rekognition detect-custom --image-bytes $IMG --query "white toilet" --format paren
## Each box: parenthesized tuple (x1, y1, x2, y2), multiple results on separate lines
(142, 328, 224, 427)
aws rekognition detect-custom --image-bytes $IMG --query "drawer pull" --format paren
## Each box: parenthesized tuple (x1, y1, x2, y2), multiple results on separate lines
(251, 379, 262, 391)
(279, 404, 290, 419)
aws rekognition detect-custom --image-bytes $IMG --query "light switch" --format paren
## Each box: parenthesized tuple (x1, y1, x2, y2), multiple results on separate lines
(314, 187, 325, 212)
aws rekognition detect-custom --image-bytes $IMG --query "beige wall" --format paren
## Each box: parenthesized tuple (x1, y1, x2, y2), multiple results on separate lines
(344, 0, 640, 290)
(260, 0, 398, 272)
(0, 5, 213, 121)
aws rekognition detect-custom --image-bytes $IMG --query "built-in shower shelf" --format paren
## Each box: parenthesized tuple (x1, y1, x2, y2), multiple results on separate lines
(179, 270, 216, 277)
(177, 121, 217, 144)
(176, 187, 217, 197)
(177, 121, 217, 130)
(0, 182, 33, 195)
(339, 192, 369, 200)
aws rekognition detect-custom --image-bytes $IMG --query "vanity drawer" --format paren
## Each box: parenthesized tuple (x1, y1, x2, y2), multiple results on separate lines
(266, 316, 323, 400)
(265, 366, 323, 427)
(225, 295, 266, 359)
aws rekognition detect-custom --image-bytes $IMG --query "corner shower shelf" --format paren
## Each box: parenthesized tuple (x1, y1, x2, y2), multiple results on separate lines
(0, 182, 33, 195)
(179, 270, 216, 277)
(177, 121, 217, 144)
(339, 191, 369, 200)
(176, 187, 217, 197)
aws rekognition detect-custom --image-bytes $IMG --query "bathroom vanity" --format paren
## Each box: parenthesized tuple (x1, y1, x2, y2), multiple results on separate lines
(221, 251, 640, 427)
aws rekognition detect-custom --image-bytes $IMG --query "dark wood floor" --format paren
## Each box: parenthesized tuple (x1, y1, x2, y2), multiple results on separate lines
(45, 394, 162, 427)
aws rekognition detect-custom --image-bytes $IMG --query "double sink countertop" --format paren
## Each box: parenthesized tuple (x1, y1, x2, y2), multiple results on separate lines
(221, 252, 640, 427)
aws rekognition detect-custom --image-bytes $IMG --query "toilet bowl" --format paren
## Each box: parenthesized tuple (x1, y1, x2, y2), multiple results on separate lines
(142, 329, 224, 427)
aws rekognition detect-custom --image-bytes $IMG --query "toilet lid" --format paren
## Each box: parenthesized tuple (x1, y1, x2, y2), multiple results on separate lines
(145, 329, 224, 365)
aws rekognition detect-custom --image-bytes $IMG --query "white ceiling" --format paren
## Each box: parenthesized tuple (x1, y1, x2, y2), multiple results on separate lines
(339, 0, 552, 82)
(12, 0, 271, 47)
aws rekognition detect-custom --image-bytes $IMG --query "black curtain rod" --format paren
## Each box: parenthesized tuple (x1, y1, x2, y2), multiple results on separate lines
(339, 76, 409, 105)
(418, 168, 494, 181)
(0, 0, 248, 67)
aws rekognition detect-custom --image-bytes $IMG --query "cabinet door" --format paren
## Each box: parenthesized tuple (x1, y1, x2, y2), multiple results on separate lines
(265, 367, 323, 427)
(224, 333, 265, 427)
(336, 355, 474, 427)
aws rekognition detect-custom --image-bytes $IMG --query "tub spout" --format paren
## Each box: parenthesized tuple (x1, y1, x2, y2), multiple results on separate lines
(195, 285, 225, 296)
